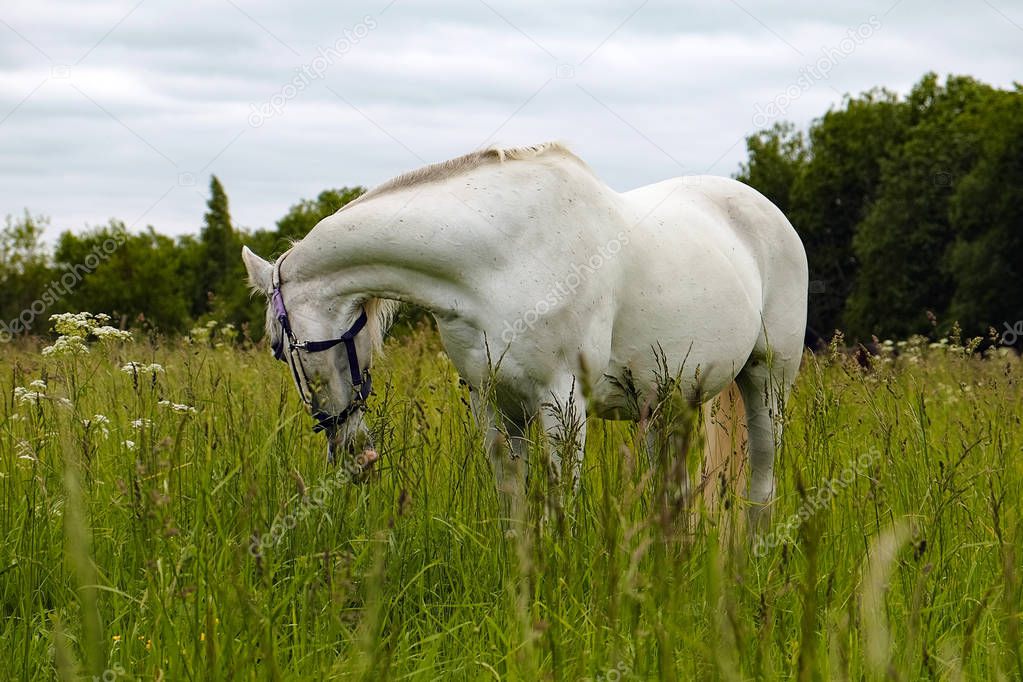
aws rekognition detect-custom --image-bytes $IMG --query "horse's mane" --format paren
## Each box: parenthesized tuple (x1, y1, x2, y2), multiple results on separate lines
(347, 141, 575, 207)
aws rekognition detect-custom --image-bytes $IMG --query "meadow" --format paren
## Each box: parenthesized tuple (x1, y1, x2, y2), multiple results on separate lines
(1, 314, 1020, 680)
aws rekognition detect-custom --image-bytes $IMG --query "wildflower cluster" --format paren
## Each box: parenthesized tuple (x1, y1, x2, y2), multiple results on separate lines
(43, 312, 132, 356)
(121, 416, 154, 450)
(187, 319, 238, 347)
(41, 335, 89, 357)
(158, 399, 197, 415)
(13, 385, 45, 406)
(121, 362, 165, 376)
(82, 413, 111, 439)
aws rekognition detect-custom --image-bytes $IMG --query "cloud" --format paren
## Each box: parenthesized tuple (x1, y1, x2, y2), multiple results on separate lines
(1, 0, 1021, 238)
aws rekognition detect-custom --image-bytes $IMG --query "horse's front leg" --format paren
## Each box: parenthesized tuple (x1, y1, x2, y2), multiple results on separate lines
(538, 376, 587, 493)
(470, 392, 528, 524)
(643, 425, 694, 508)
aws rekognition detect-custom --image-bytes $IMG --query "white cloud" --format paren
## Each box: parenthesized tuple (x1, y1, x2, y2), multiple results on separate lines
(0, 0, 1021, 238)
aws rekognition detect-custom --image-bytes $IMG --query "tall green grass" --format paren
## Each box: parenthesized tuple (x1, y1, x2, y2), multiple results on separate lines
(1, 323, 1020, 680)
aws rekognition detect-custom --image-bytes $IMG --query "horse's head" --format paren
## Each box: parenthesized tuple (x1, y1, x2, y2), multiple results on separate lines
(242, 245, 381, 481)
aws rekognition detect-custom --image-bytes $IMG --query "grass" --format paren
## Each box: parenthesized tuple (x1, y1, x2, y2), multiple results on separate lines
(1, 318, 1021, 680)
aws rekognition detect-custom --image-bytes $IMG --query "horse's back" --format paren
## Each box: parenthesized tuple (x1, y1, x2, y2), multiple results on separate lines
(623, 175, 804, 279)
(622, 175, 807, 327)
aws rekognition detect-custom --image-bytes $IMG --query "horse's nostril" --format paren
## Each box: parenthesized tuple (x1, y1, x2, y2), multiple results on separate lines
(358, 449, 379, 467)
(346, 449, 379, 484)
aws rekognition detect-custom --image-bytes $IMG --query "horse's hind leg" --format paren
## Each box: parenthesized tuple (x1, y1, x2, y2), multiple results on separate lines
(735, 351, 797, 530)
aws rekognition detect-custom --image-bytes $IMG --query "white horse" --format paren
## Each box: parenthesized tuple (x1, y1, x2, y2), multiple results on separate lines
(242, 142, 807, 520)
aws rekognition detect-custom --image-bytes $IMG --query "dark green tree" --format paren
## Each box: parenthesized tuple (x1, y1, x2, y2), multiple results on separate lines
(736, 122, 808, 216)
(193, 175, 238, 316)
(945, 86, 1023, 335)
(275, 187, 365, 242)
(844, 75, 993, 338)
(787, 88, 908, 338)
(0, 212, 57, 338)
(53, 222, 193, 334)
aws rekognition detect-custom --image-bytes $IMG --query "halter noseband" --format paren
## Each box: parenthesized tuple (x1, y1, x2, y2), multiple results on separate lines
(270, 258, 372, 435)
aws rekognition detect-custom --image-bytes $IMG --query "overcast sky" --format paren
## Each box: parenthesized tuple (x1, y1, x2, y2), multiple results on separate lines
(1, 0, 1020, 239)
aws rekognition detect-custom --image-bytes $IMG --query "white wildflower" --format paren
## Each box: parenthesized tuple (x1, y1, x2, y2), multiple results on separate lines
(82, 414, 110, 438)
(14, 387, 44, 406)
(28, 379, 47, 390)
(130, 418, 152, 429)
(92, 325, 133, 342)
(47, 313, 129, 351)
(42, 335, 89, 357)
(122, 439, 136, 451)
(50, 312, 94, 338)
(121, 362, 164, 376)
(189, 325, 211, 343)
(158, 399, 197, 415)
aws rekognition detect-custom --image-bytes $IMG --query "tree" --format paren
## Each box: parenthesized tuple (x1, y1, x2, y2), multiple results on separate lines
(945, 86, 1023, 335)
(53, 222, 193, 334)
(844, 75, 993, 338)
(787, 88, 908, 338)
(736, 122, 808, 216)
(275, 187, 365, 242)
(193, 175, 239, 316)
(0, 212, 57, 338)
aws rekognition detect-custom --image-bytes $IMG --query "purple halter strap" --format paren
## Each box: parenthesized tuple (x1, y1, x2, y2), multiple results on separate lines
(270, 259, 372, 434)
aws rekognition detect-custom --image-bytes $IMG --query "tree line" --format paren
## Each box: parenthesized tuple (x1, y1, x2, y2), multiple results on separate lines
(1, 72, 1019, 344)
(737, 72, 1021, 342)
(0, 180, 365, 342)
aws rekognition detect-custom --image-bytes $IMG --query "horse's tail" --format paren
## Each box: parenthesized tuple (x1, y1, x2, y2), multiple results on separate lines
(702, 382, 747, 512)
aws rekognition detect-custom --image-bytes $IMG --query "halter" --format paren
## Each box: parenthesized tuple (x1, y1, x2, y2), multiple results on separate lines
(270, 256, 372, 434)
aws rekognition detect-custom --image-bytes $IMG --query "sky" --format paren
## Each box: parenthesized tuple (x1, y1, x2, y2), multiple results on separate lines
(1, 0, 1021, 239)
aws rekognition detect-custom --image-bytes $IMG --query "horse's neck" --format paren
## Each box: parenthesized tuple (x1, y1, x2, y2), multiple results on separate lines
(287, 188, 491, 321)
(286, 155, 615, 325)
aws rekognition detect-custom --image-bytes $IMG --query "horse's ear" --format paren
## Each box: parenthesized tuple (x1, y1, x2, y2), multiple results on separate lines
(241, 245, 273, 294)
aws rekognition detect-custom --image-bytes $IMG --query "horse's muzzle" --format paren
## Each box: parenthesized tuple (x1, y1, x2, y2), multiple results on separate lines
(327, 437, 379, 484)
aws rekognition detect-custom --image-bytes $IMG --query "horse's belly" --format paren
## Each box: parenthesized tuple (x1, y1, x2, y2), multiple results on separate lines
(590, 282, 761, 419)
